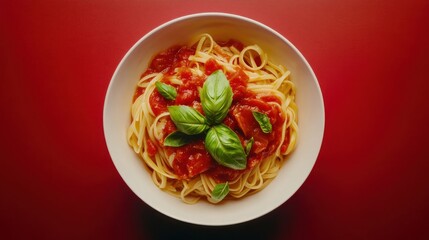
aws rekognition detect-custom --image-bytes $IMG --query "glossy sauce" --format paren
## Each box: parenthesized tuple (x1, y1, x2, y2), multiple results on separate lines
(134, 41, 287, 182)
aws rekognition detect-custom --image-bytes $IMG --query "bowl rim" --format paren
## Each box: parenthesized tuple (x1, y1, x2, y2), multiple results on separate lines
(103, 12, 325, 226)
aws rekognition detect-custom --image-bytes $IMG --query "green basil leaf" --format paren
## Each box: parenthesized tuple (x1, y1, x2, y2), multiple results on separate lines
(252, 111, 272, 133)
(164, 131, 193, 147)
(205, 124, 247, 170)
(200, 70, 233, 125)
(168, 106, 209, 135)
(155, 81, 177, 100)
(245, 137, 254, 155)
(211, 182, 229, 203)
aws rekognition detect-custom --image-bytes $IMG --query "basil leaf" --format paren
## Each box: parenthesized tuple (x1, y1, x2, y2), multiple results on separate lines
(164, 131, 193, 147)
(168, 106, 209, 135)
(252, 111, 272, 133)
(201, 70, 233, 125)
(155, 82, 177, 100)
(205, 124, 247, 170)
(211, 182, 229, 203)
(245, 137, 254, 155)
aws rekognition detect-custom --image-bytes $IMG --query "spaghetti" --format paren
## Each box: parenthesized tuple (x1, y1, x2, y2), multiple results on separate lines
(127, 34, 298, 204)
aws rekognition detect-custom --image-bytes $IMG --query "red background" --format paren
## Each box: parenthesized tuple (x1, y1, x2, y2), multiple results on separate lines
(1, 0, 429, 239)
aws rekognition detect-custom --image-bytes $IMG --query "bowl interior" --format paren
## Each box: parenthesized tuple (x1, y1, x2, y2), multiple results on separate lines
(104, 13, 324, 226)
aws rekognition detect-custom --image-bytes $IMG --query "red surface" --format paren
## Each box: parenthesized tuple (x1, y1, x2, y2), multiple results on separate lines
(1, 0, 429, 239)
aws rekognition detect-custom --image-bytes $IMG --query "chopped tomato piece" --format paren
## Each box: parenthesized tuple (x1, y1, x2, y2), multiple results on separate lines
(232, 105, 258, 137)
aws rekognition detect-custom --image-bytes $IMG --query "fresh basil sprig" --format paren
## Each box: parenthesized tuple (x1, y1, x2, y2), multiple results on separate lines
(252, 111, 272, 133)
(205, 124, 247, 170)
(164, 131, 194, 147)
(211, 182, 229, 203)
(200, 70, 233, 125)
(168, 106, 209, 135)
(164, 70, 248, 172)
(155, 82, 177, 100)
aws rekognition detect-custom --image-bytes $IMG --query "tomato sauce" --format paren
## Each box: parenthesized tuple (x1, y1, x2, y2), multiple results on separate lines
(146, 139, 157, 157)
(227, 68, 248, 101)
(170, 140, 213, 179)
(134, 42, 287, 182)
(204, 58, 222, 75)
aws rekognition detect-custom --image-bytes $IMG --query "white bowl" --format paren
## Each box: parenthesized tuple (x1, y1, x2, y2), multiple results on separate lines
(103, 12, 324, 226)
